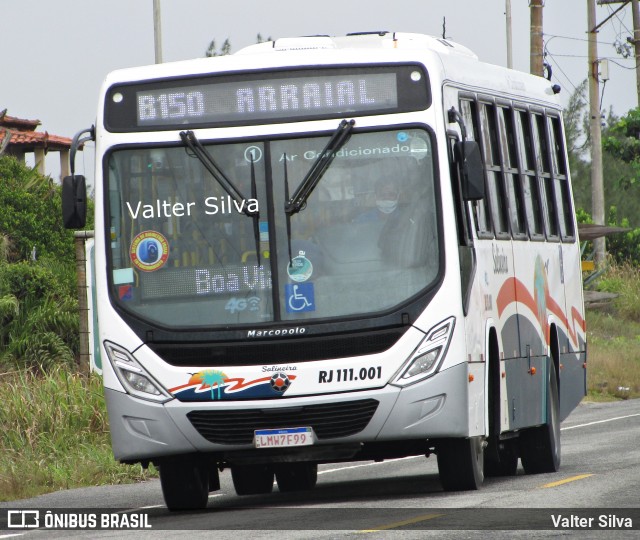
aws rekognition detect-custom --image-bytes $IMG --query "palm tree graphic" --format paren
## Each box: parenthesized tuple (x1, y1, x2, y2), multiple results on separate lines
(201, 370, 227, 400)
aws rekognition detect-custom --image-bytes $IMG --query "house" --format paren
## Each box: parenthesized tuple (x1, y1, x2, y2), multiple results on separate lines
(0, 109, 72, 178)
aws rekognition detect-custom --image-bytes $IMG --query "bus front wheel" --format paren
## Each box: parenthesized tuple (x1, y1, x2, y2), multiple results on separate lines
(437, 436, 485, 491)
(159, 457, 210, 511)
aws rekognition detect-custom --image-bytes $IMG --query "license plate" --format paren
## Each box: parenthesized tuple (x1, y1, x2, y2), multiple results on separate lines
(254, 427, 314, 448)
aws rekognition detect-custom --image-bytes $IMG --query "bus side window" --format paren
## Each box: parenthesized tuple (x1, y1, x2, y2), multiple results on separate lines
(548, 115, 575, 240)
(479, 102, 509, 238)
(460, 98, 492, 238)
(498, 106, 526, 239)
(532, 112, 559, 241)
(515, 110, 544, 240)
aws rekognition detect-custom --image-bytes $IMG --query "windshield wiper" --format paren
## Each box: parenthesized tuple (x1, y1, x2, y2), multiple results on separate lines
(180, 130, 261, 263)
(180, 130, 257, 218)
(284, 119, 355, 216)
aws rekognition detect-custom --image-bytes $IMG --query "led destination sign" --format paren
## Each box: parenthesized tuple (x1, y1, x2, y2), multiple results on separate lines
(138, 264, 272, 301)
(105, 65, 430, 131)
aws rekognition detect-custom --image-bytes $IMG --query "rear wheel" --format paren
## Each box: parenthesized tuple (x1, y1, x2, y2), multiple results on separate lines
(484, 439, 518, 477)
(231, 464, 274, 495)
(437, 436, 484, 491)
(159, 457, 210, 511)
(275, 463, 318, 492)
(520, 361, 561, 474)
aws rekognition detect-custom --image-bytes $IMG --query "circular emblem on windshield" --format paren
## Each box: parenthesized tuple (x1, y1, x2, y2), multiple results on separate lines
(287, 251, 313, 282)
(130, 231, 169, 272)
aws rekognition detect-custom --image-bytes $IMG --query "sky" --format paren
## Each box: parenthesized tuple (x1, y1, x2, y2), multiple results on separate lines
(2, 0, 637, 181)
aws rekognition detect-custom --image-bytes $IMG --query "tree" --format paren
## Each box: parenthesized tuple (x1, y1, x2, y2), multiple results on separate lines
(563, 80, 591, 213)
(205, 38, 232, 57)
(0, 156, 87, 370)
(563, 84, 640, 228)
(0, 156, 88, 262)
(204, 34, 272, 57)
(603, 107, 640, 189)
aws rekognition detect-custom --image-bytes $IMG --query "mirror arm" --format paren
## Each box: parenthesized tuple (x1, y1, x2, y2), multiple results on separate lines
(447, 107, 467, 143)
(70, 126, 95, 176)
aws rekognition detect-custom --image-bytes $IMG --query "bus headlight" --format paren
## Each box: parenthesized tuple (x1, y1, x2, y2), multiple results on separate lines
(104, 341, 172, 403)
(393, 317, 455, 386)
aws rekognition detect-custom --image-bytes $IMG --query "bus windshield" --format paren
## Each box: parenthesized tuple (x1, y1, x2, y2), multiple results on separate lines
(106, 128, 439, 328)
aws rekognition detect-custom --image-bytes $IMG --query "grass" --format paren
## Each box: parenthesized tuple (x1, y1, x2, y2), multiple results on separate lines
(585, 262, 640, 401)
(585, 310, 640, 401)
(0, 366, 155, 502)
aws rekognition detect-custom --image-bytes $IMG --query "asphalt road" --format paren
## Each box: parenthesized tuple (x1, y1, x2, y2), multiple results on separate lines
(2, 398, 639, 539)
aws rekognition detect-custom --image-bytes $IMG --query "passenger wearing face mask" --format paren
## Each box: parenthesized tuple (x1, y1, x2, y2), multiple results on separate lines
(352, 178, 402, 223)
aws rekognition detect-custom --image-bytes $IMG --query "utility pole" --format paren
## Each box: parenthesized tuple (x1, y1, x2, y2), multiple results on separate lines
(633, 0, 640, 105)
(506, 0, 513, 69)
(530, 0, 544, 76)
(153, 0, 163, 64)
(74, 230, 94, 375)
(598, 0, 638, 105)
(589, 0, 606, 264)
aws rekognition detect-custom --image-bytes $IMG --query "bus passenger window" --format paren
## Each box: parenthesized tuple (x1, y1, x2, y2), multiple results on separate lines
(460, 99, 478, 141)
(498, 107, 526, 237)
(480, 103, 509, 236)
(532, 113, 559, 239)
(460, 98, 492, 238)
(548, 116, 574, 239)
(515, 111, 544, 238)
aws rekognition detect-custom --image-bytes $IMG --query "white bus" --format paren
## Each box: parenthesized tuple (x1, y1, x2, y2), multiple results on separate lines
(63, 32, 586, 510)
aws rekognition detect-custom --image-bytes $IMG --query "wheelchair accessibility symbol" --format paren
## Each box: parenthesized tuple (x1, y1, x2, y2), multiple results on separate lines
(285, 283, 315, 313)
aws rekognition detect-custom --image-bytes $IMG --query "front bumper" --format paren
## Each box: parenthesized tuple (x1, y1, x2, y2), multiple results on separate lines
(105, 361, 470, 462)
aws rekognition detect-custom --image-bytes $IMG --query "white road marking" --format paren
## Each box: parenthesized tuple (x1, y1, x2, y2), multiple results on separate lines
(561, 412, 640, 431)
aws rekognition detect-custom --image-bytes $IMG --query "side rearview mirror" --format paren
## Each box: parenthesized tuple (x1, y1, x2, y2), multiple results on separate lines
(455, 141, 485, 201)
(62, 174, 87, 229)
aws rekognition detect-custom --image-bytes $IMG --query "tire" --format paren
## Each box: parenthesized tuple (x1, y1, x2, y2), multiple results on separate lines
(231, 464, 274, 495)
(520, 361, 561, 474)
(437, 436, 485, 491)
(484, 439, 518, 477)
(159, 458, 209, 511)
(485, 336, 518, 477)
(275, 463, 318, 493)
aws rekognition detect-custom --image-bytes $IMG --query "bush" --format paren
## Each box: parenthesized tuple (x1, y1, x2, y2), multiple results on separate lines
(0, 156, 90, 371)
(0, 156, 80, 262)
(596, 262, 640, 321)
(577, 206, 640, 266)
(0, 262, 79, 371)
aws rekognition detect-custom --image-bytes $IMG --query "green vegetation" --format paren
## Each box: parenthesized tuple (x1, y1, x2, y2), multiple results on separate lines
(586, 263, 640, 401)
(0, 366, 155, 502)
(0, 155, 151, 502)
(0, 155, 93, 372)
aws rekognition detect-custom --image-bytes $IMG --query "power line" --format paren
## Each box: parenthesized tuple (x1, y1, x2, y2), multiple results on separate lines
(543, 50, 580, 93)
(605, 3, 633, 36)
(545, 32, 618, 46)
(606, 57, 638, 69)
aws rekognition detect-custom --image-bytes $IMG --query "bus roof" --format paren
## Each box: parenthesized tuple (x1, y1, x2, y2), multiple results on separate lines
(236, 32, 478, 60)
(101, 32, 560, 110)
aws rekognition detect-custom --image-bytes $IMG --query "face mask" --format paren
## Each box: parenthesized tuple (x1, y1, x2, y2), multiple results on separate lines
(376, 199, 398, 214)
